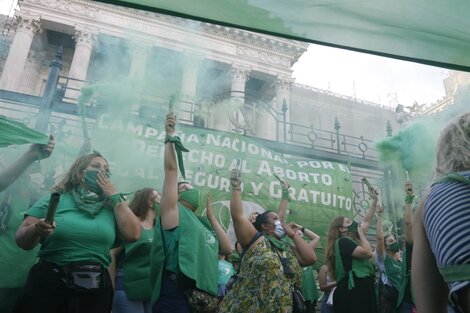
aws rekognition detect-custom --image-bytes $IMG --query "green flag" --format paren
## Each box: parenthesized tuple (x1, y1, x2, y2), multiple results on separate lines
(0, 116, 49, 148)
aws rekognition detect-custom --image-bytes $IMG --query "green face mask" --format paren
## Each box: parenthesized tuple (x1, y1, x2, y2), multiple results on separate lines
(346, 220, 359, 235)
(387, 242, 400, 253)
(152, 202, 160, 212)
(83, 170, 102, 194)
(178, 189, 200, 211)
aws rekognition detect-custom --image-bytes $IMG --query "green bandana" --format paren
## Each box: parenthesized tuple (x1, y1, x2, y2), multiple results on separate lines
(164, 135, 189, 179)
(0, 115, 49, 147)
(436, 172, 470, 185)
(83, 170, 103, 195)
(71, 187, 106, 217)
(265, 234, 289, 251)
(178, 189, 200, 211)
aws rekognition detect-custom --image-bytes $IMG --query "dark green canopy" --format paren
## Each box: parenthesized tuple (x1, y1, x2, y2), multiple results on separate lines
(95, 0, 470, 71)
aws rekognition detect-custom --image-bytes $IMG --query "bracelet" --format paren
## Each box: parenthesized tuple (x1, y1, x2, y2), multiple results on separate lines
(108, 193, 125, 207)
(405, 194, 416, 204)
(301, 226, 305, 233)
(232, 187, 241, 191)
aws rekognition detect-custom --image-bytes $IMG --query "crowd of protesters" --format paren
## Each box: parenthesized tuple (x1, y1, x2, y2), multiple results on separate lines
(0, 111, 468, 313)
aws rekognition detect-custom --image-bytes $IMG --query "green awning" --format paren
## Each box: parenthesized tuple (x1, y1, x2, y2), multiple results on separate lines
(95, 0, 470, 72)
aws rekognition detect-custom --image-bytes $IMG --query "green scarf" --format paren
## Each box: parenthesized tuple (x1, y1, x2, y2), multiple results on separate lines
(334, 237, 374, 289)
(266, 234, 290, 251)
(0, 115, 49, 147)
(164, 135, 189, 179)
(150, 204, 219, 304)
(178, 189, 200, 210)
(71, 187, 106, 217)
(436, 172, 470, 185)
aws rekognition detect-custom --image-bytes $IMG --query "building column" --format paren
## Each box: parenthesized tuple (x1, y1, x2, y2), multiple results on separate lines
(65, 27, 96, 102)
(128, 43, 149, 106)
(212, 64, 249, 132)
(18, 50, 44, 95)
(179, 54, 202, 125)
(255, 101, 276, 140)
(274, 77, 293, 142)
(129, 44, 149, 83)
(0, 14, 41, 91)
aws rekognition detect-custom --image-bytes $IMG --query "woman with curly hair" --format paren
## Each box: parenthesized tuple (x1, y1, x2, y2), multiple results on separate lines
(413, 112, 470, 313)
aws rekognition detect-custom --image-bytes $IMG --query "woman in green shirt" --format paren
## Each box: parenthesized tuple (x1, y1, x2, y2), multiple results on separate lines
(15, 152, 141, 313)
(111, 188, 161, 313)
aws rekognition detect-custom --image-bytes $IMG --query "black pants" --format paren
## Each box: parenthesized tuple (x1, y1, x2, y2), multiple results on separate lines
(14, 262, 113, 313)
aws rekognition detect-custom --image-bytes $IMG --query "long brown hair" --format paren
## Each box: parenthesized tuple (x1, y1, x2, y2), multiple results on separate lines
(52, 152, 107, 193)
(129, 188, 157, 220)
(325, 216, 346, 280)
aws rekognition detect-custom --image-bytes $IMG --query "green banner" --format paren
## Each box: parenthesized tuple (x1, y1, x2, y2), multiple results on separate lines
(93, 113, 353, 258)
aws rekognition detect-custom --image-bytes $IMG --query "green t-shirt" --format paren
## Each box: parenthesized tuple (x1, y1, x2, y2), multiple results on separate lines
(0, 181, 39, 288)
(301, 265, 319, 301)
(27, 193, 117, 267)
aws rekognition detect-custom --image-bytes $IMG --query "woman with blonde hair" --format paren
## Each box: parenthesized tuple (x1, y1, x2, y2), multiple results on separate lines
(15, 152, 141, 313)
(325, 187, 378, 313)
(413, 112, 470, 313)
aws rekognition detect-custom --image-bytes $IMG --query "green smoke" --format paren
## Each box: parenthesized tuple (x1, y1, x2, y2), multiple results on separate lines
(376, 85, 470, 177)
(376, 122, 438, 174)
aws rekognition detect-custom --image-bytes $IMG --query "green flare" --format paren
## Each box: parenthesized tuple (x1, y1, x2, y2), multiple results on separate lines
(376, 122, 438, 174)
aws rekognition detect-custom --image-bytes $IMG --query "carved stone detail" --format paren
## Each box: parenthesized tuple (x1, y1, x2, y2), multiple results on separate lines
(23, 0, 98, 18)
(73, 28, 96, 47)
(231, 65, 250, 82)
(275, 78, 294, 92)
(14, 14, 41, 35)
(237, 46, 292, 68)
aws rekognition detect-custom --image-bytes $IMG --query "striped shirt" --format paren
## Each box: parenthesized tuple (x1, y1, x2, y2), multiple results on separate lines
(424, 170, 470, 309)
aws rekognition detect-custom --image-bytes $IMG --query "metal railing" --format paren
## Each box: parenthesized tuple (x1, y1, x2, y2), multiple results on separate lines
(55, 77, 381, 163)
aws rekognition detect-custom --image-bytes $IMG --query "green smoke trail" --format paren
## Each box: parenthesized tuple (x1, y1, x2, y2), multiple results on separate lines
(376, 122, 438, 174)
(376, 85, 470, 177)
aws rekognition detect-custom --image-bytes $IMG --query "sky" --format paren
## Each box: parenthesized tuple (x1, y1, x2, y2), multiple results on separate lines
(0, 0, 448, 108)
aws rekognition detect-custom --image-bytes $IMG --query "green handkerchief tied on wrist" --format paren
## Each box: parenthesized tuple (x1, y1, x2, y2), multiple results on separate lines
(165, 135, 190, 179)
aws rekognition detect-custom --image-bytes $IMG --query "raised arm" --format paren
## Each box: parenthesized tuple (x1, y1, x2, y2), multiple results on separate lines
(375, 205, 385, 257)
(361, 186, 378, 234)
(352, 223, 373, 259)
(285, 222, 317, 266)
(206, 193, 232, 255)
(229, 168, 257, 248)
(277, 180, 290, 220)
(160, 113, 179, 230)
(293, 222, 320, 250)
(0, 135, 55, 192)
(99, 173, 140, 242)
(404, 181, 415, 244)
(412, 194, 448, 313)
